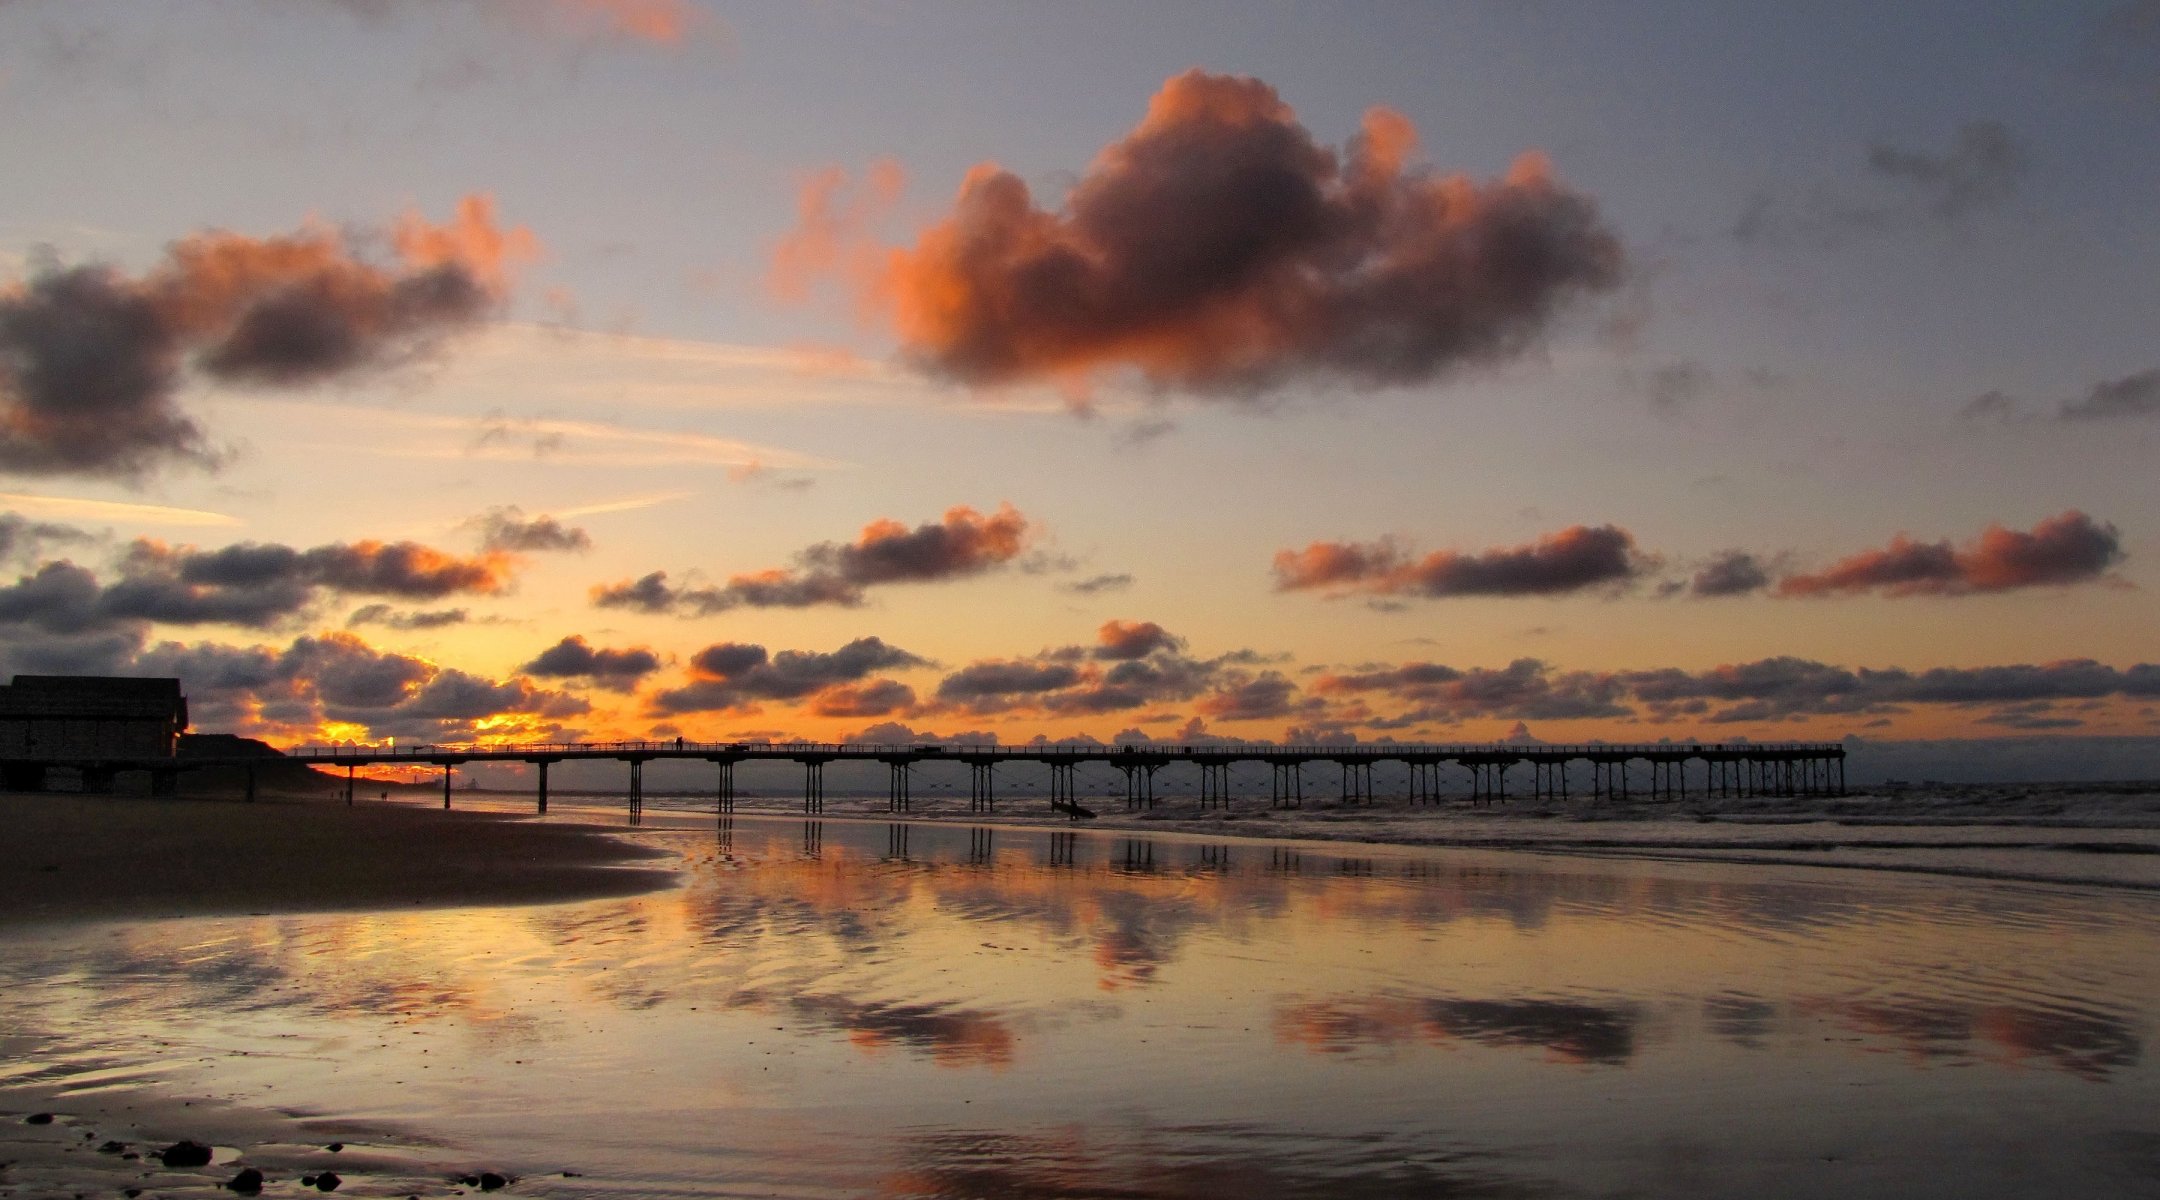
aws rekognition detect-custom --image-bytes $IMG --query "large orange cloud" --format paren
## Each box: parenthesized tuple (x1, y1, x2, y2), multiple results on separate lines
(1778, 511, 2124, 597)
(781, 70, 1622, 394)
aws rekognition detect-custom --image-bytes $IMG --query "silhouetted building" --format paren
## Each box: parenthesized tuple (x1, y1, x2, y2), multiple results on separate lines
(0, 676, 189, 792)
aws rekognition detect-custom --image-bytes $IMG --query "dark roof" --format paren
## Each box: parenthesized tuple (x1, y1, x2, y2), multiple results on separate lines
(0, 676, 189, 722)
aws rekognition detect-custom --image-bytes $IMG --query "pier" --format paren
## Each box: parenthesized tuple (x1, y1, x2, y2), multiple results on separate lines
(4, 738, 1847, 816)
(241, 739, 1848, 817)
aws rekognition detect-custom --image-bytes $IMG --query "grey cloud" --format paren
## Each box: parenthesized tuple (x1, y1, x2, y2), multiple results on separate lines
(1686, 550, 1772, 598)
(0, 512, 93, 565)
(1864, 120, 2027, 220)
(1061, 572, 1135, 596)
(1736, 121, 2027, 247)
(123, 630, 587, 741)
(346, 604, 470, 630)
(2058, 368, 2160, 421)
(0, 203, 518, 480)
(651, 636, 931, 715)
(469, 505, 592, 553)
(519, 634, 661, 691)
(592, 504, 1031, 615)
(1275, 524, 1647, 599)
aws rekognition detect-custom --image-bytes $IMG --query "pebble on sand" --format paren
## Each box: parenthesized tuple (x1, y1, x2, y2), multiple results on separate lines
(159, 1139, 214, 1168)
(227, 1166, 265, 1194)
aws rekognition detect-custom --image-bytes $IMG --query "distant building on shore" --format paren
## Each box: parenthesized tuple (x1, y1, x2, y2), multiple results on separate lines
(0, 676, 190, 792)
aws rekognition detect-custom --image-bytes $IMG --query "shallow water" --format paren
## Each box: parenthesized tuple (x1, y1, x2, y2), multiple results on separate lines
(5, 813, 2159, 1197)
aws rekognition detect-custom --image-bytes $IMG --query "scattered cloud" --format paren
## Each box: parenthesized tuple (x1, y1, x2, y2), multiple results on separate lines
(1274, 524, 1647, 599)
(1735, 121, 2027, 247)
(1316, 654, 2160, 727)
(1964, 369, 2160, 423)
(519, 633, 661, 691)
(346, 603, 470, 630)
(1314, 658, 1631, 722)
(1094, 619, 1182, 661)
(1061, 572, 1135, 596)
(466, 505, 592, 553)
(1679, 549, 1772, 598)
(931, 621, 1285, 722)
(0, 195, 532, 480)
(0, 510, 91, 565)
(649, 636, 930, 715)
(808, 678, 918, 719)
(1778, 511, 2124, 597)
(2058, 368, 2160, 421)
(766, 158, 905, 303)
(135, 629, 585, 741)
(0, 533, 514, 635)
(1625, 360, 1712, 413)
(325, 0, 717, 47)
(782, 69, 1622, 395)
(593, 503, 1033, 614)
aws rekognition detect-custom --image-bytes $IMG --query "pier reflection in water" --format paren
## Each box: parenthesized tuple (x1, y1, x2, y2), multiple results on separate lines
(2, 814, 2156, 1198)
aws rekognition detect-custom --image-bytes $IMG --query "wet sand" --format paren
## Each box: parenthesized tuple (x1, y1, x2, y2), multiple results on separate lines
(3, 790, 677, 1195)
(0, 790, 677, 927)
(6, 796, 2159, 1196)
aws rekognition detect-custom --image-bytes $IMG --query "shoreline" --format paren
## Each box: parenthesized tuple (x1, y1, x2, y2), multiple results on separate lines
(641, 791, 2160, 891)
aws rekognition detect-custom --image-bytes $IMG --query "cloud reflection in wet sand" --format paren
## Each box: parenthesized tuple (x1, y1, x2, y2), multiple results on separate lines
(1275, 995, 1639, 1065)
(1805, 996, 2142, 1081)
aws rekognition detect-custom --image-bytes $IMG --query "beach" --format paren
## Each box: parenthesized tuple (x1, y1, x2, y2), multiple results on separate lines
(0, 792, 676, 928)
(6, 789, 2160, 1197)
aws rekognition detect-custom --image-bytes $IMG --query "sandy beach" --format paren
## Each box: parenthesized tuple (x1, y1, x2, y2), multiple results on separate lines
(0, 791, 676, 928)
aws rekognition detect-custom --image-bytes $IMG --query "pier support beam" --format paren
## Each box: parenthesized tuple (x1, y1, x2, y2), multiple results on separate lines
(714, 759, 735, 813)
(968, 760, 994, 812)
(1339, 761, 1372, 805)
(627, 759, 643, 819)
(802, 760, 825, 814)
(888, 761, 911, 812)
(346, 763, 355, 806)
(1271, 761, 1304, 809)
(1122, 762, 1157, 810)
(1048, 760, 1079, 818)
(442, 763, 453, 809)
(1199, 762, 1232, 809)
(535, 760, 549, 814)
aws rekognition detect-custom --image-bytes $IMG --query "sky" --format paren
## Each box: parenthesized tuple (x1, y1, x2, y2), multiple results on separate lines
(1, 0, 2157, 764)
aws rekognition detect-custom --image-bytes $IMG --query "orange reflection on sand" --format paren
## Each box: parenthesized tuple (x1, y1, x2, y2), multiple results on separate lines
(1274, 994, 1638, 1065)
(1804, 996, 2141, 1081)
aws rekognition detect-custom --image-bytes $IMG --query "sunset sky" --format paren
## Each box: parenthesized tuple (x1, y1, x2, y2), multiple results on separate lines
(1, 0, 2156, 757)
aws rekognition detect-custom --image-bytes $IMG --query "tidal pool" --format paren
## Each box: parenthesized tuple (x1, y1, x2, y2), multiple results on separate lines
(4, 812, 2157, 1197)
